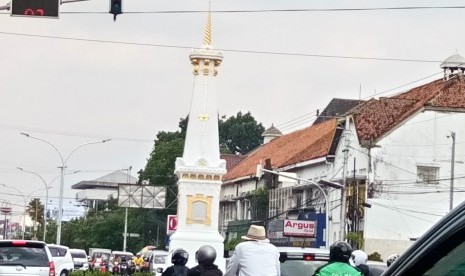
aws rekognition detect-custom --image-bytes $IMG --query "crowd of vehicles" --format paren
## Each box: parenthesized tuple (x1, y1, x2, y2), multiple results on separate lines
(5, 198, 465, 276)
(0, 241, 165, 276)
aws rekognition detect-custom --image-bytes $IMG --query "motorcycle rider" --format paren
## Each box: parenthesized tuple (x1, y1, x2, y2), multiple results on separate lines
(188, 245, 223, 276)
(350, 250, 370, 276)
(92, 253, 104, 271)
(119, 256, 129, 275)
(133, 253, 145, 272)
(386, 254, 400, 267)
(313, 241, 362, 276)
(162, 248, 189, 276)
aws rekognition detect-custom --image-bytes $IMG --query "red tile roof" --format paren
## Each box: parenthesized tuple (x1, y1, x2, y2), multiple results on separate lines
(223, 119, 338, 182)
(352, 75, 465, 144)
(221, 153, 247, 171)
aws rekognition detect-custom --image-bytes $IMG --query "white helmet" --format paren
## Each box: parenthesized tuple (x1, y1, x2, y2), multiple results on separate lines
(349, 250, 368, 267)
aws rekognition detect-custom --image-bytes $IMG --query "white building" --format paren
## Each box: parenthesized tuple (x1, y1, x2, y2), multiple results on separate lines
(219, 54, 465, 259)
(72, 170, 138, 211)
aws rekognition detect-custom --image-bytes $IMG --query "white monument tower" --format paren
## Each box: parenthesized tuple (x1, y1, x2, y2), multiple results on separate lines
(169, 11, 226, 271)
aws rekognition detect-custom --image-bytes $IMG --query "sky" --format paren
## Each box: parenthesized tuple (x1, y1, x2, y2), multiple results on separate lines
(0, 0, 464, 223)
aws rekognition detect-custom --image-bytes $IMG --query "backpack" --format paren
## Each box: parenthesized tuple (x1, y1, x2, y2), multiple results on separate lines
(172, 265, 188, 276)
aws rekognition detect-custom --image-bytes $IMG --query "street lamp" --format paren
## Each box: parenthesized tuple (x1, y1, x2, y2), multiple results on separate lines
(17, 167, 51, 242)
(0, 183, 46, 239)
(1, 183, 28, 239)
(258, 166, 343, 249)
(21, 132, 110, 245)
(16, 168, 80, 242)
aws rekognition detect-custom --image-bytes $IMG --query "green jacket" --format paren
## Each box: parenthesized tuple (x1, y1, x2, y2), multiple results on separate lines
(314, 261, 362, 276)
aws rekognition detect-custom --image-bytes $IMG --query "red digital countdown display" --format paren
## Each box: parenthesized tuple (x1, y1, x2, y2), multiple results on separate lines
(11, 0, 59, 18)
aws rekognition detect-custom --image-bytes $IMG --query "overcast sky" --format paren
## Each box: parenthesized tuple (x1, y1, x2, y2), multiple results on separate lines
(0, 0, 464, 221)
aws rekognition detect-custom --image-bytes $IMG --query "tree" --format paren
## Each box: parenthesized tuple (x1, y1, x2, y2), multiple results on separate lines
(219, 111, 265, 155)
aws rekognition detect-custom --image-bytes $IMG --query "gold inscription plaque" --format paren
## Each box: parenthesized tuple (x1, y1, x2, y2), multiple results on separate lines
(186, 194, 213, 225)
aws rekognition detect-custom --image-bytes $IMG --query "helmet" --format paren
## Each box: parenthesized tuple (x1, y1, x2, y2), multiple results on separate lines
(329, 241, 352, 262)
(196, 245, 217, 265)
(386, 254, 400, 267)
(349, 250, 368, 267)
(136, 253, 141, 257)
(171, 248, 189, 265)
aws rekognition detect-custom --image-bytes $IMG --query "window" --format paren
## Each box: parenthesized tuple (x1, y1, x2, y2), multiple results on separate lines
(417, 166, 439, 184)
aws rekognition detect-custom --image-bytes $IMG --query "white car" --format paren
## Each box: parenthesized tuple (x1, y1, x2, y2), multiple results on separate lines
(69, 248, 89, 271)
(146, 250, 169, 275)
(0, 240, 55, 276)
(48, 244, 75, 276)
(277, 246, 329, 276)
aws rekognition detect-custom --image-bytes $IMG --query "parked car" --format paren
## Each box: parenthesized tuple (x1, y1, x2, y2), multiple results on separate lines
(383, 200, 465, 275)
(69, 248, 89, 271)
(48, 244, 74, 276)
(278, 246, 329, 276)
(0, 240, 55, 276)
(145, 250, 169, 275)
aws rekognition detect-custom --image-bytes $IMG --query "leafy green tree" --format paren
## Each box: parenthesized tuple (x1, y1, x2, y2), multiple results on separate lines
(219, 111, 265, 155)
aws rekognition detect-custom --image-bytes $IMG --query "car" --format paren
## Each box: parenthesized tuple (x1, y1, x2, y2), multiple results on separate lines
(109, 251, 134, 273)
(383, 200, 465, 275)
(145, 250, 169, 275)
(0, 240, 55, 276)
(277, 246, 329, 276)
(365, 260, 386, 276)
(48, 244, 75, 276)
(69, 248, 89, 271)
(90, 250, 111, 271)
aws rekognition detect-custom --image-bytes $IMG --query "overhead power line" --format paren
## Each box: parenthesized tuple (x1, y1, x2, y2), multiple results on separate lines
(2, 5, 465, 15)
(0, 31, 442, 63)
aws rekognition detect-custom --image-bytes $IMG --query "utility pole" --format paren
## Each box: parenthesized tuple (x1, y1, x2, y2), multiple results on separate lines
(449, 132, 456, 211)
(123, 166, 132, 252)
(33, 198, 39, 240)
(340, 130, 350, 241)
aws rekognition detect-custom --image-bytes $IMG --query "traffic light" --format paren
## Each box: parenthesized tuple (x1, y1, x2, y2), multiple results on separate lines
(11, 0, 60, 18)
(109, 0, 122, 21)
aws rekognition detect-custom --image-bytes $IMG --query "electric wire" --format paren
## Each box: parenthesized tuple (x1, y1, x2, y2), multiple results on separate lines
(0, 31, 443, 64)
(4, 5, 465, 15)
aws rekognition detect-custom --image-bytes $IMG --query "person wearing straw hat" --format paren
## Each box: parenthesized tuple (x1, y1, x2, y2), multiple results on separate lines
(224, 224, 280, 276)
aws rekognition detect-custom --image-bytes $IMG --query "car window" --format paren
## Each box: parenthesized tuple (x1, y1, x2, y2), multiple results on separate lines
(153, 255, 166, 264)
(423, 241, 465, 275)
(49, 247, 60, 257)
(58, 248, 67, 256)
(71, 252, 86, 259)
(0, 246, 49, 267)
(280, 260, 327, 276)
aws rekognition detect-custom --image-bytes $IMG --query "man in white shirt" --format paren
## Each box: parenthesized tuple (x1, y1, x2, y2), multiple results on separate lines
(224, 224, 281, 276)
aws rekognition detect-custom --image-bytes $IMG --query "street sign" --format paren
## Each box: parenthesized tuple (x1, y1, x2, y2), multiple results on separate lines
(283, 219, 316, 237)
(0, 207, 12, 215)
(122, 233, 140, 237)
(167, 215, 177, 235)
(11, 0, 59, 18)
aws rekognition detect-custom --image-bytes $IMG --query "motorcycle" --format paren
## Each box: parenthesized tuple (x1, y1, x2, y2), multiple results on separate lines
(100, 260, 108, 272)
(119, 262, 129, 276)
(92, 258, 103, 272)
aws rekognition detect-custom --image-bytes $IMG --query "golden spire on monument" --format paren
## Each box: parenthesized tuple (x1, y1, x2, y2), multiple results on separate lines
(203, 9, 212, 47)
(189, 2, 223, 76)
